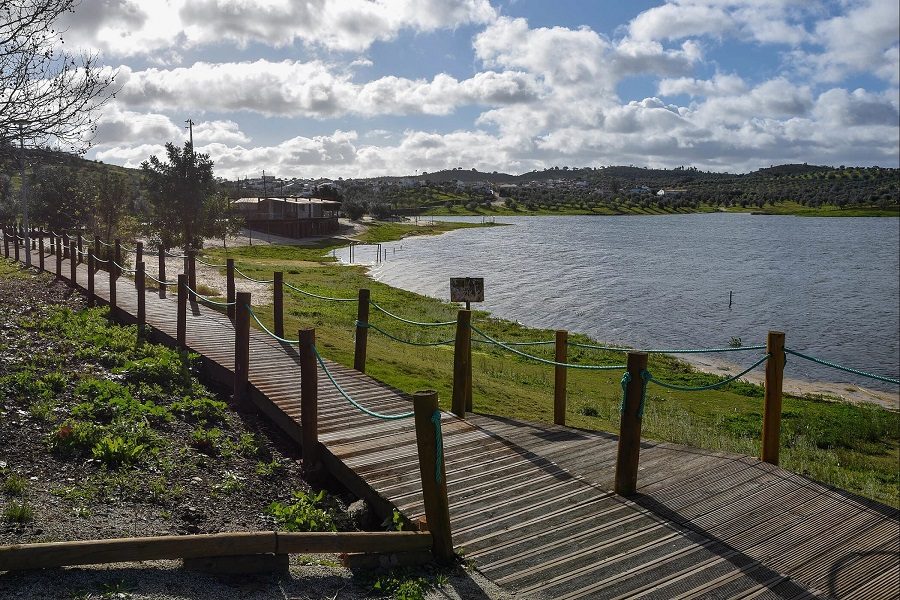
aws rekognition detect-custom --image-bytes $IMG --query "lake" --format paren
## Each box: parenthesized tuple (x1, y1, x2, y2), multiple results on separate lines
(337, 214, 900, 393)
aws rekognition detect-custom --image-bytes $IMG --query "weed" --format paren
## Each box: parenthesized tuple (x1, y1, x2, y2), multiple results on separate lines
(371, 569, 431, 600)
(234, 432, 263, 458)
(212, 470, 244, 494)
(30, 398, 58, 422)
(171, 396, 227, 423)
(266, 490, 337, 532)
(4, 500, 34, 523)
(578, 405, 599, 417)
(255, 459, 284, 478)
(50, 420, 102, 455)
(382, 508, 406, 531)
(190, 427, 223, 456)
(91, 435, 150, 467)
(2, 474, 26, 496)
(73, 378, 171, 424)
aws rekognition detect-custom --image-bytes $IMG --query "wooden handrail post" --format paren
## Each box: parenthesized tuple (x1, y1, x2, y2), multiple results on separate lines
(298, 328, 320, 471)
(234, 292, 252, 407)
(47, 232, 53, 255)
(30, 229, 35, 250)
(413, 390, 454, 563)
(55, 239, 62, 278)
(77, 234, 83, 264)
(136, 261, 146, 342)
(13, 231, 19, 262)
(451, 310, 472, 417)
(108, 252, 117, 319)
(354, 288, 370, 372)
(274, 272, 284, 338)
(62, 233, 69, 259)
(762, 331, 786, 465)
(615, 352, 648, 496)
(187, 249, 197, 302)
(68, 242, 76, 286)
(114, 239, 122, 278)
(554, 330, 568, 425)
(87, 250, 95, 307)
(3, 228, 8, 258)
(177, 274, 187, 350)
(226, 258, 235, 320)
(158, 244, 167, 299)
(38, 234, 44, 272)
(135, 242, 143, 287)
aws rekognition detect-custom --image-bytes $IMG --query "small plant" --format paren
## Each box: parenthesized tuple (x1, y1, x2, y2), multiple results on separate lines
(213, 470, 244, 494)
(372, 570, 430, 600)
(578, 405, 599, 417)
(91, 435, 149, 467)
(255, 459, 284, 477)
(30, 398, 58, 422)
(234, 432, 263, 458)
(50, 420, 102, 454)
(171, 396, 227, 423)
(190, 427, 223, 456)
(729, 336, 743, 348)
(382, 508, 405, 531)
(2, 474, 26, 496)
(266, 490, 337, 532)
(4, 500, 34, 523)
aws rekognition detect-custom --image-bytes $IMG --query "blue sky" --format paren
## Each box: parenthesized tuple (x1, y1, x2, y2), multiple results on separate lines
(62, 0, 899, 179)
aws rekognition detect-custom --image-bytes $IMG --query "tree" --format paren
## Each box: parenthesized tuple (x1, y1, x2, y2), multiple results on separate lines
(0, 0, 116, 153)
(141, 142, 224, 249)
(89, 171, 135, 244)
(30, 164, 90, 228)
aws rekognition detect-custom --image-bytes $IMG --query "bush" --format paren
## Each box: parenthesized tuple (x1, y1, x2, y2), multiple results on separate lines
(370, 203, 392, 220)
(342, 200, 365, 220)
(266, 490, 337, 532)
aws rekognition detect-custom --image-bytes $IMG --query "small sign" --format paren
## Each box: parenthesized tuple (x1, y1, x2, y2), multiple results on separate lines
(450, 277, 484, 303)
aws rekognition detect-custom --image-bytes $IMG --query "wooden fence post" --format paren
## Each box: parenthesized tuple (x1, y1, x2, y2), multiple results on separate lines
(38, 234, 44, 272)
(114, 239, 122, 278)
(354, 288, 370, 372)
(13, 232, 19, 262)
(177, 274, 187, 350)
(451, 310, 472, 417)
(413, 390, 454, 563)
(3, 228, 8, 258)
(108, 253, 117, 318)
(614, 351, 649, 496)
(48, 232, 53, 255)
(87, 251, 95, 307)
(234, 292, 252, 407)
(226, 259, 235, 321)
(62, 233, 69, 259)
(30, 229, 35, 250)
(554, 330, 568, 425)
(274, 272, 284, 339)
(135, 242, 143, 287)
(68, 242, 76, 285)
(136, 261, 146, 342)
(158, 244, 167, 299)
(185, 248, 197, 302)
(55, 239, 62, 278)
(762, 331, 786, 465)
(298, 328, 320, 471)
(77, 234, 83, 264)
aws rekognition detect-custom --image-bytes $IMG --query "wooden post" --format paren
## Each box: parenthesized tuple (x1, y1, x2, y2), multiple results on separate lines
(226, 259, 235, 321)
(30, 229, 35, 250)
(13, 232, 19, 262)
(187, 249, 197, 302)
(274, 272, 284, 339)
(3, 228, 8, 258)
(135, 242, 143, 288)
(554, 330, 568, 425)
(451, 310, 472, 418)
(62, 233, 69, 259)
(87, 251, 95, 307)
(38, 234, 44, 272)
(48, 233, 53, 255)
(234, 292, 251, 407)
(761, 331, 786, 465)
(354, 288, 370, 372)
(114, 239, 121, 278)
(77, 234, 83, 264)
(136, 261, 146, 341)
(298, 328, 320, 470)
(177, 274, 187, 350)
(158, 244, 167, 299)
(68, 242, 76, 285)
(55, 240, 62, 278)
(614, 352, 648, 496)
(412, 391, 454, 563)
(108, 253, 117, 317)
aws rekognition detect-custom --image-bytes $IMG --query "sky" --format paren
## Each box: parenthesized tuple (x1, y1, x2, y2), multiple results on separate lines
(61, 0, 900, 179)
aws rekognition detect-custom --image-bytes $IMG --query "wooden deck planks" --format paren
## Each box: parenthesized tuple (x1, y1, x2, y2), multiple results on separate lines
(18, 248, 899, 600)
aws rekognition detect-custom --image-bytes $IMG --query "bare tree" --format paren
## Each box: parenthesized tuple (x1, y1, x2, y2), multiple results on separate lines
(0, 0, 116, 152)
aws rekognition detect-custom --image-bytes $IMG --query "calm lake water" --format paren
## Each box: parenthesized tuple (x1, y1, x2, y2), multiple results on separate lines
(338, 214, 900, 391)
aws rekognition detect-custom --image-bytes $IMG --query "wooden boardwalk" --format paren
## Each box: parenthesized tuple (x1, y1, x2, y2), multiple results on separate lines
(14, 248, 900, 599)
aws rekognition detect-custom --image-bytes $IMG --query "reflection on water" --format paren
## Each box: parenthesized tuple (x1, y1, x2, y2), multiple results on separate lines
(335, 214, 900, 392)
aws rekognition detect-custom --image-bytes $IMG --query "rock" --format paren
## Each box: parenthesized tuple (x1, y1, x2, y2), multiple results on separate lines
(347, 499, 374, 530)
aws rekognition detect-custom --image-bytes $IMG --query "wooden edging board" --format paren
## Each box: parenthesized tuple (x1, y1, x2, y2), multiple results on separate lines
(0, 531, 433, 571)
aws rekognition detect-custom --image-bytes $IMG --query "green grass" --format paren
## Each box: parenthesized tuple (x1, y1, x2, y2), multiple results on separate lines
(351, 220, 497, 244)
(723, 200, 899, 217)
(195, 247, 900, 507)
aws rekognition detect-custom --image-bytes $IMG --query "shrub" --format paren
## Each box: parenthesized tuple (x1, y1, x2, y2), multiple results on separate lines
(2, 474, 26, 496)
(91, 435, 150, 467)
(73, 378, 171, 424)
(50, 420, 102, 454)
(171, 396, 227, 424)
(3, 501, 34, 523)
(190, 427, 223, 456)
(266, 490, 337, 532)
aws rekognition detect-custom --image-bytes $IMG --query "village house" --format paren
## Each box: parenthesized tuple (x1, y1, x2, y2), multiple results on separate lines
(232, 196, 341, 238)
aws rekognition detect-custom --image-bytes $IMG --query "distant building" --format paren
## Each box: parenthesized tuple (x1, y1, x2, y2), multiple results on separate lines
(233, 197, 341, 238)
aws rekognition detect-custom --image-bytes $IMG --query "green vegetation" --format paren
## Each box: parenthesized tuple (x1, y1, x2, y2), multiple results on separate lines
(204, 244, 900, 507)
(2, 473, 26, 496)
(266, 490, 338, 532)
(3, 500, 34, 524)
(352, 220, 496, 244)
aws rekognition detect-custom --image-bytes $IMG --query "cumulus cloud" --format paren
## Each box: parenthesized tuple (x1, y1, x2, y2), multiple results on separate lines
(91, 106, 184, 147)
(658, 73, 748, 97)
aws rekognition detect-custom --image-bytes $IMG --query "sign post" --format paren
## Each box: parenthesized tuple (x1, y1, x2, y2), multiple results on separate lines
(450, 277, 484, 415)
(450, 277, 484, 310)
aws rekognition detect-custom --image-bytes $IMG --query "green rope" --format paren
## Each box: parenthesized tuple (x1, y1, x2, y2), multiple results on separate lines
(233, 266, 274, 284)
(432, 410, 444, 484)
(284, 281, 356, 302)
(144, 273, 177, 286)
(470, 324, 626, 371)
(196, 256, 227, 268)
(369, 301, 456, 327)
(184, 284, 237, 307)
(619, 372, 631, 415)
(313, 345, 414, 420)
(357, 321, 454, 347)
(247, 305, 298, 344)
(784, 348, 899, 385)
(568, 341, 767, 354)
(644, 354, 770, 392)
(474, 339, 556, 347)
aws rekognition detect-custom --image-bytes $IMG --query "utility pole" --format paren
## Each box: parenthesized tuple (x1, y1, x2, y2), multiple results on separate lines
(18, 124, 31, 268)
(185, 119, 194, 148)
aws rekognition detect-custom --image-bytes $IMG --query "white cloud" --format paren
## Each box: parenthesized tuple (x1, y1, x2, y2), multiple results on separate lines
(192, 120, 251, 145)
(658, 73, 748, 97)
(91, 106, 184, 147)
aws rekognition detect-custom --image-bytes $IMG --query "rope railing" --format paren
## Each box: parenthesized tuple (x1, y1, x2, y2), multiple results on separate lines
(247, 305, 297, 343)
(313, 345, 414, 420)
(642, 354, 770, 392)
(784, 348, 899, 385)
(569, 341, 767, 354)
(196, 256, 227, 268)
(357, 320, 455, 347)
(111, 260, 136, 274)
(470, 324, 626, 371)
(234, 266, 274, 284)
(164, 249, 188, 258)
(184, 284, 237, 308)
(92, 256, 110, 264)
(144, 273, 178, 286)
(369, 301, 456, 326)
(284, 281, 355, 302)
(95, 239, 114, 247)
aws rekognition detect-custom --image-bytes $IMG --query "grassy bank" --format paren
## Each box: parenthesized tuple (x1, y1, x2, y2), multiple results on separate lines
(351, 220, 498, 244)
(423, 202, 897, 217)
(203, 240, 900, 507)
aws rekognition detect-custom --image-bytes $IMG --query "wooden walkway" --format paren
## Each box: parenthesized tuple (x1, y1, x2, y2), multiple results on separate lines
(15, 248, 900, 599)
